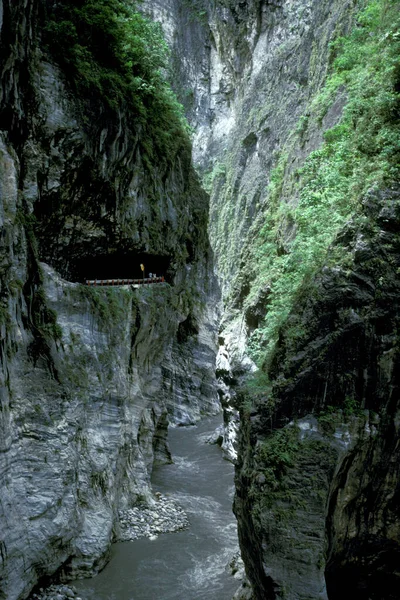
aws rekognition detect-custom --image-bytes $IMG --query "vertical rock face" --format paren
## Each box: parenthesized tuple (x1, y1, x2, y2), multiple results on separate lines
(1, 0, 399, 598)
(150, 0, 353, 290)
(147, 0, 400, 598)
(144, 0, 359, 390)
(234, 187, 400, 599)
(0, 1, 219, 598)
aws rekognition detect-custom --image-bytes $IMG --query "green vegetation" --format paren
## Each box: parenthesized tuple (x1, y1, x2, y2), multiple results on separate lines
(181, 0, 208, 24)
(249, 425, 338, 530)
(74, 285, 132, 327)
(42, 0, 190, 161)
(318, 398, 364, 434)
(60, 285, 138, 388)
(237, 370, 272, 416)
(244, 0, 400, 366)
(28, 288, 63, 342)
(254, 426, 300, 493)
(250, 425, 303, 526)
(70, 285, 135, 350)
(203, 162, 227, 193)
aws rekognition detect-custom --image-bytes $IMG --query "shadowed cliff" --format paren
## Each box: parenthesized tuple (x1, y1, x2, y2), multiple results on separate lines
(0, 1, 220, 598)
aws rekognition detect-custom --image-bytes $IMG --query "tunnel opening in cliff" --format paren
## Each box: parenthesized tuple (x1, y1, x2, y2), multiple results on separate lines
(69, 251, 173, 283)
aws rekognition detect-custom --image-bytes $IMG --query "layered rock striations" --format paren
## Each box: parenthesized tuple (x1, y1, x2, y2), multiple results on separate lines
(197, 3, 399, 598)
(146, 0, 400, 598)
(1, 0, 399, 598)
(0, 1, 219, 598)
(143, 0, 361, 441)
(151, 0, 354, 291)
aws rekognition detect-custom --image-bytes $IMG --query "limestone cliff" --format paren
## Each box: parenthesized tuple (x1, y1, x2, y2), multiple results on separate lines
(1, 0, 399, 598)
(147, 0, 400, 598)
(0, 1, 219, 598)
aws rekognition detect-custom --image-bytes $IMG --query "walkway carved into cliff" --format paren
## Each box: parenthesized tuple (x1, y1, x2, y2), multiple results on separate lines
(85, 276, 165, 287)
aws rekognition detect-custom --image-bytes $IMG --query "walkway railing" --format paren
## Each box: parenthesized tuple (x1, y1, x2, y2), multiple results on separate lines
(85, 276, 165, 286)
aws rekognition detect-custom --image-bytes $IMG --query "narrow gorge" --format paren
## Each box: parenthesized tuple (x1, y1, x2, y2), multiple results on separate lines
(0, 0, 399, 599)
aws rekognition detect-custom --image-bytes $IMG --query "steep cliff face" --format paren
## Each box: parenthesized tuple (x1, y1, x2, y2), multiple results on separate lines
(1, 0, 399, 598)
(0, 1, 219, 598)
(146, 0, 400, 598)
(202, 2, 399, 598)
(158, 0, 353, 286)
(234, 186, 400, 599)
(144, 0, 360, 363)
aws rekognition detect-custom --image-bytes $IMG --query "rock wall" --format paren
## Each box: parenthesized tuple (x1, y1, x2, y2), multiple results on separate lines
(151, 0, 354, 292)
(0, 1, 219, 598)
(144, 0, 400, 598)
(142, 0, 358, 440)
(234, 187, 400, 599)
(1, 0, 399, 598)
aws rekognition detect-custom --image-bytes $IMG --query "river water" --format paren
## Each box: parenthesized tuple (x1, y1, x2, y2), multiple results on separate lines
(73, 415, 240, 600)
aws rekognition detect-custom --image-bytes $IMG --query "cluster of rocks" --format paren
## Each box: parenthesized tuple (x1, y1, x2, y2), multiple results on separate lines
(29, 584, 82, 600)
(228, 552, 253, 600)
(206, 424, 224, 446)
(119, 493, 189, 541)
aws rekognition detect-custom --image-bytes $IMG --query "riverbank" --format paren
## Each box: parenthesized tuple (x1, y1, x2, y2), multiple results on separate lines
(29, 416, 239, 600)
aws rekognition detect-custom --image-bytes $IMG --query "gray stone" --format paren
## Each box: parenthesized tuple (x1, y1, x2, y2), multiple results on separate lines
(0, 5, 220, 596)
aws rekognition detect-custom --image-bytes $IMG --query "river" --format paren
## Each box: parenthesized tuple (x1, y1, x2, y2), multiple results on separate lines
(73, 415, 240, 600)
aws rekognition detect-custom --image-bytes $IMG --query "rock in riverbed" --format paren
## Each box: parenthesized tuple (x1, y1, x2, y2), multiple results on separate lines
(28, 494, 189, 600)
(118, 492, 189, 541)
(29, 584, 82, 600)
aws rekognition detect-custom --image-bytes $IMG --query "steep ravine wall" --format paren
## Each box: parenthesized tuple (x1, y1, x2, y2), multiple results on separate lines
(0, 1, 219, 598)
(144, 0, 360, 365)
(147, 0, 400, 598)
(1, 0, 399, 598)
(234, 187, 400, 599)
